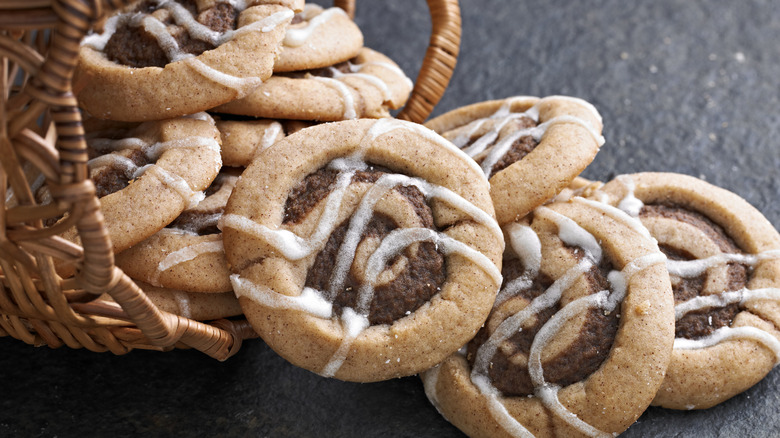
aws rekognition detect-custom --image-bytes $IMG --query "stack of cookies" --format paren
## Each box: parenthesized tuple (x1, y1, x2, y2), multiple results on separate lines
(72, 0, 414, 323)
(420, 96, 780, 437)
(69, 1, 780, 437)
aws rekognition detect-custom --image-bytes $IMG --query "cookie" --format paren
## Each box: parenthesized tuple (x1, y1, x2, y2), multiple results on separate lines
(115, 169, 240, 293)
(213, 47, 413, 121)
(593, 172, 780, 409)
(220, 118, 504, 382)
(422, 197, 674, 437)
(425, 96, 605, 225)
(214, 116, 312, 167)
(274, 3, 363, 72)
(98, 281, 242, 321)
(59, 114, 222, 254)
(76, 0, 303, 121)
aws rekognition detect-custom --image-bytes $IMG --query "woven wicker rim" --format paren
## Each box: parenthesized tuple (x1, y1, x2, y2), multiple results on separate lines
(0, 0, 461, 359)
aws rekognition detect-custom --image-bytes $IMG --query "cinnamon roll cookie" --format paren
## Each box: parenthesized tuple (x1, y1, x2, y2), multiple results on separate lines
(215, 117, 312, 167)
(61, 114, 222, 253)
(220, 119, 504, 382)
(422, 197, 675, 438)
(76, 0, 303, 121)
(274, 3, 363, 72)
(115, 169, 239, 293)
(214, 47, 413, 121)
(425, 96, 605, 225)
(593, 172, 780, 409)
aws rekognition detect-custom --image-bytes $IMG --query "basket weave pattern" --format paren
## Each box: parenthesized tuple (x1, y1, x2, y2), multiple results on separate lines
(0, 0, 461, 359)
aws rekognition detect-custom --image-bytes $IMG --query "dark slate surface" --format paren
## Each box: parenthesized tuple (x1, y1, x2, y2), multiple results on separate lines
(2, 0, 780, 436)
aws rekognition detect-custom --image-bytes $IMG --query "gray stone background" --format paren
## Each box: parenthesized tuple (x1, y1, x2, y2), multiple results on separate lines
(1, 0, 779, 436)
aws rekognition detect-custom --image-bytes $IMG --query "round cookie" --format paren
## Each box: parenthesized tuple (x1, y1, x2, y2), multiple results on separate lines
(593, 172, 780, 409)
(115, 169, 240, 293)
(214, 116, 313, 167)
(220, 118, 504, 382)
(213, 47, 413, 121)
(61, 113, 222, 253)
(425, 96, 605, 225)
(76, 0, 302, 121)
(98, 281, 242, 321)
(422, 197, 675, 438)
(274, 3, 363, 72)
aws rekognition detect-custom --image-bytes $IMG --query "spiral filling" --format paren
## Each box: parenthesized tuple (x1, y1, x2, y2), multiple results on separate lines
(640, 203, 748, 339)
(467, 250, 618, 397)
(285, 166, 448, 325)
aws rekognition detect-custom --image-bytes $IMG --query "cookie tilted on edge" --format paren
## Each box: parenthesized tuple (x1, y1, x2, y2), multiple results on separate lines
(422, 197, 675, 437)
(115, 169, 240, 293)
(594, 172, 780, 409)
(214, 47, 413, 122)
(426, 95, 605, 225)
(59, 113, 222, 254)
(274, 3, 364, 72)
(220, 118, 504, 382)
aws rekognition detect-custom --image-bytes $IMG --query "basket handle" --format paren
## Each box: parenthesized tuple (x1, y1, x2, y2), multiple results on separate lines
(333, 0, 461, 123)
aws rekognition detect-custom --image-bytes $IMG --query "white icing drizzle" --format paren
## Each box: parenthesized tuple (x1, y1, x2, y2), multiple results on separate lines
(87, 133, 218, 208)
(259, 121, 284, 153)
(220, 170, 356, 260)
(574, 196, 653, 241)
(471, 374, 536, 438)
(152, 239, 225, 286)
(322, 58, 414, 105)
(471, 257, 594, 438)
(184, 111, 212, 121)
(89, 135, 220, 159)
(494, 223, 543, 306)
(143, 165, 206, 209)
(667, 250, 780, 278)
(230, 274, 333, 318)
(88, 156, 204, 208)
(173, 290, 193, 319)
(446, 96, 604, 179)
(470, 204, 665, 438)
(330, 65, 391, 101)
(320, 308, 369, 377)
(615, 175, 643, 217)
(480, 115, 604, 179)
(539, 206, 602, 262)
(528, 290, 615, 438)
(81, 13, 123, 50)
(354, 227, 501, 313)
(674, 287, 780, 320)
(674, 326, 780, 364)
(311, 76, 357, 119)
(368, 119, 489, 183)
(185, 57, 264, 90)
(87, 154, 138, 178)
(142, 15, 187, 62)
(451, 97, 524, 149)
(284, 6, 346, 47)
(326, 174, 403, 299)
(462, 113, 527, 157)
(358, 61, 414, 90)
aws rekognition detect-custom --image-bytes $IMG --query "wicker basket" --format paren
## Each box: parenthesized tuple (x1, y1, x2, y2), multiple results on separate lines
(0, 0, 461, 360)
